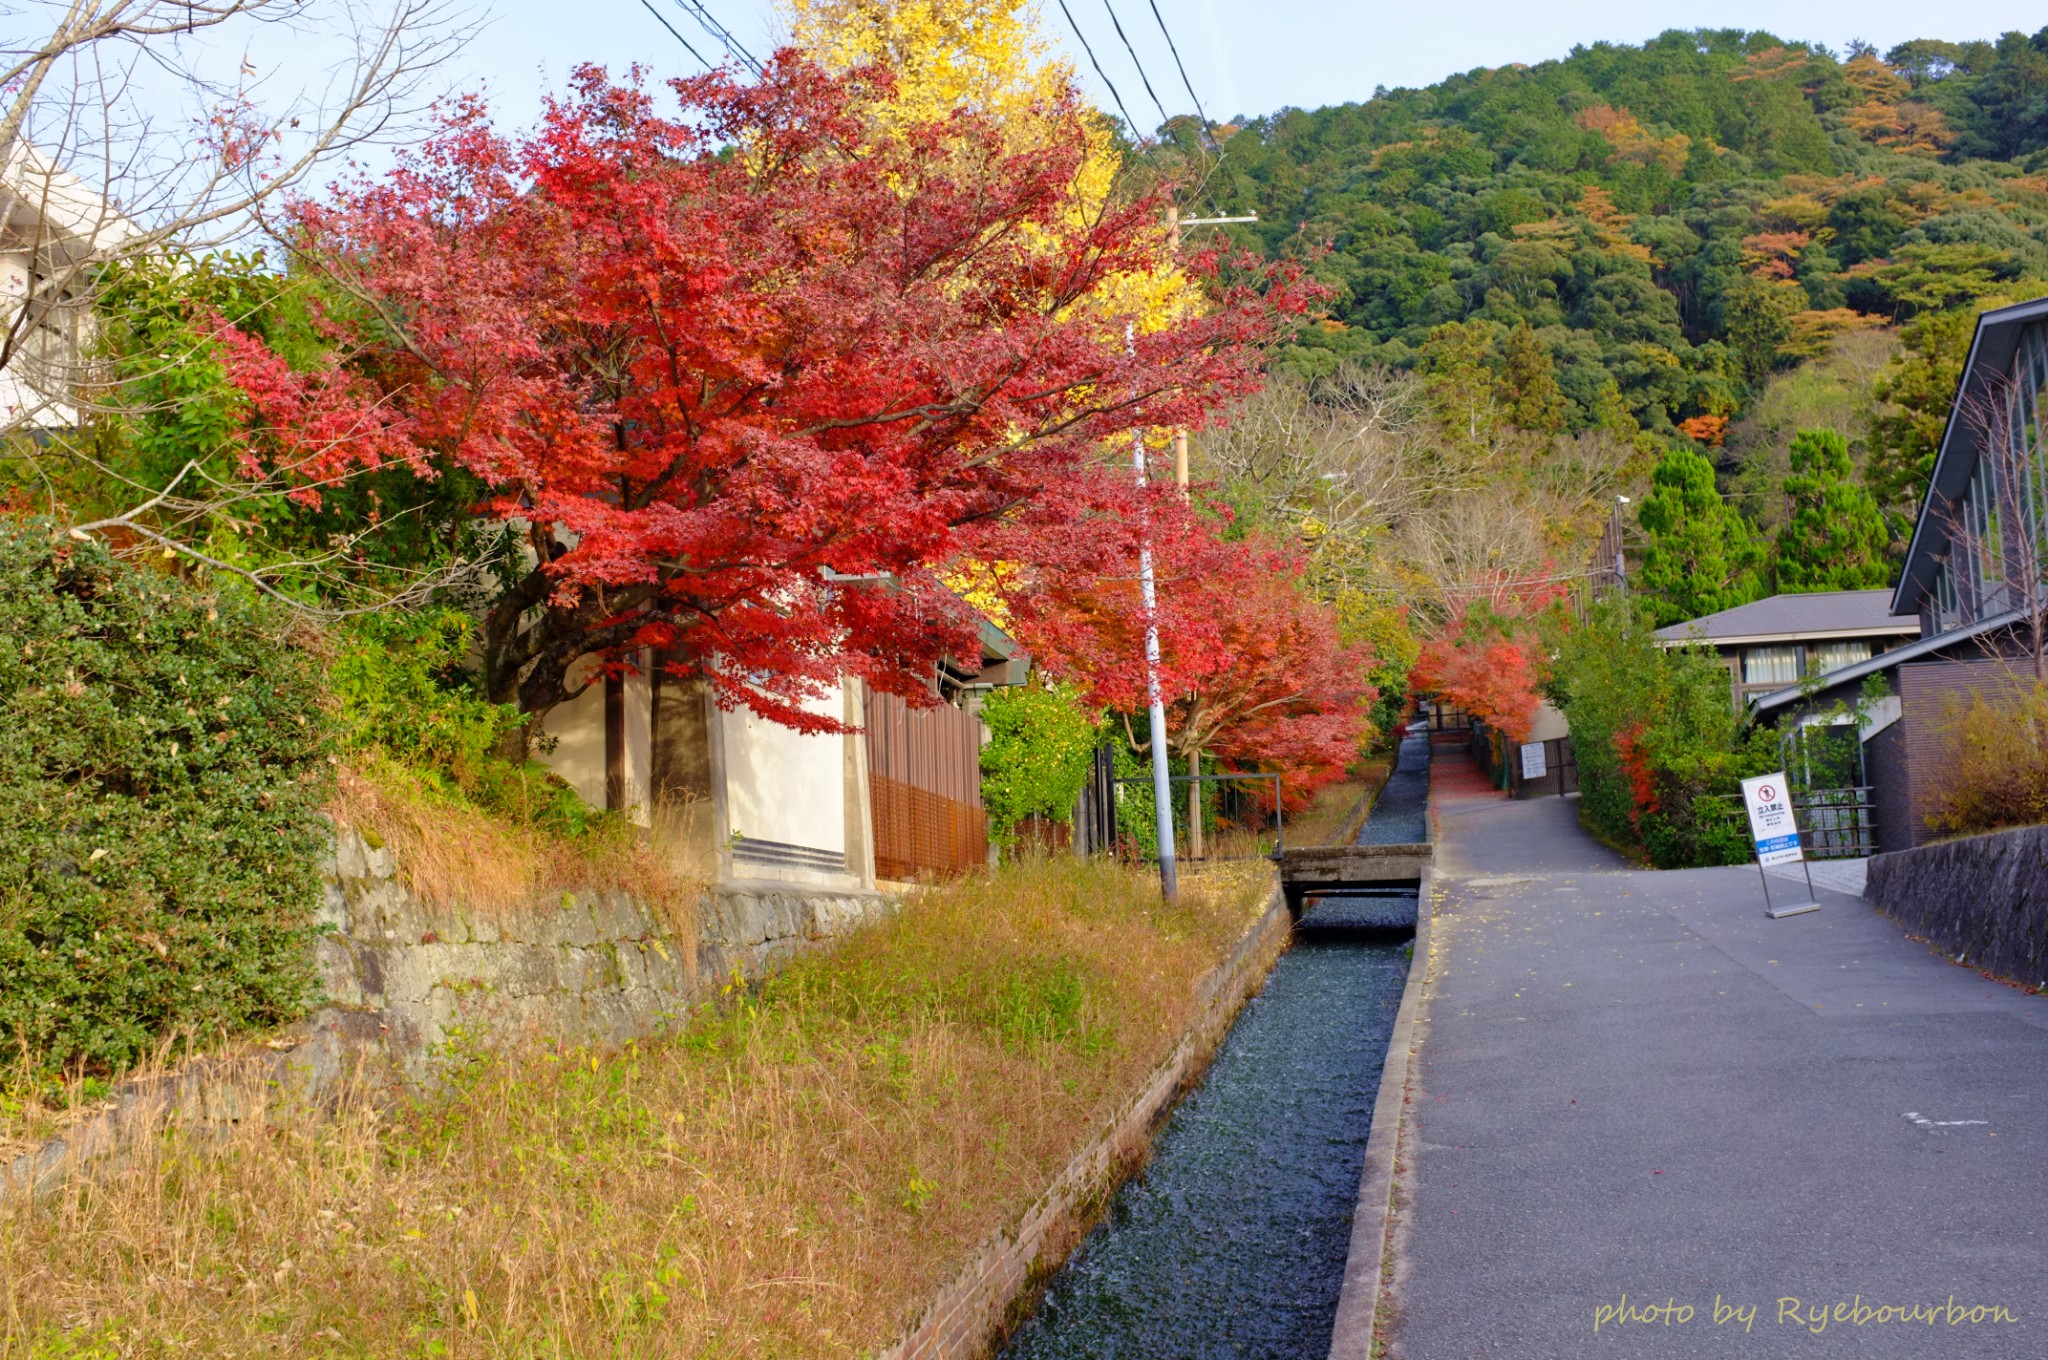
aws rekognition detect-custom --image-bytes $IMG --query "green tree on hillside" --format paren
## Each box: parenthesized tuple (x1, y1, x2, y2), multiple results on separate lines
(1167, 27, 2048, 434)
(1864, 297, 2026, 521)
(1772, 429, 1892, 591)
(1636, 444, 1764, 625)
(1499, 324, 1569, 432)
(1723, 275, 1802, 387)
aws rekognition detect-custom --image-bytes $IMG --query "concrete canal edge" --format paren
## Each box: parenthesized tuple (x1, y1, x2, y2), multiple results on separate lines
(1330, 758, 1398, 848)
(1326, 861, 1436, 1360)
(881, 885, 1294, 1360)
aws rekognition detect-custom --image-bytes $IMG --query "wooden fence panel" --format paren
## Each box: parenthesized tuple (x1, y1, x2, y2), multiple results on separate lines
(864, 689, 988, 879)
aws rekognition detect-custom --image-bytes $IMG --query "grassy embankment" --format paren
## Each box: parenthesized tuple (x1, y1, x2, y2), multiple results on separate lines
(0, 856, 1272, 1359)
(1284, 760, 1391, 848)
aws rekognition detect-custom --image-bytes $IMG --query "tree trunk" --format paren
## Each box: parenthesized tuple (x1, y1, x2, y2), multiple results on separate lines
(604, 671, 626, 810)
(1186, 747, 1202, 860)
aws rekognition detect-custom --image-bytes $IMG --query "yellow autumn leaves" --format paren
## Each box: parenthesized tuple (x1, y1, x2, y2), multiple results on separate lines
(777, 0, 1200, 334)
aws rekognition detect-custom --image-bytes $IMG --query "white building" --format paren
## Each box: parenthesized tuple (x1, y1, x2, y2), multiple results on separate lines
(0, 141, 135, 430)
(535, 623, 1027, 896)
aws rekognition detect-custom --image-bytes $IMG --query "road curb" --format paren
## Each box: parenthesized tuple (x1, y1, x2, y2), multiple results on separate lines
(1327, 859, 1435, 1360)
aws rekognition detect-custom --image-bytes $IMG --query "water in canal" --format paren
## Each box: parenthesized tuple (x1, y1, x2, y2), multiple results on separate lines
(999, 734, 1429, 1360)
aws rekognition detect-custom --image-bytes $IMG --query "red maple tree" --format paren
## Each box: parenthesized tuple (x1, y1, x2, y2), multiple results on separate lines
(217, 57, 1299, 729)
(1409, 577, 1564, 744)
(995, 491, 1375, 800)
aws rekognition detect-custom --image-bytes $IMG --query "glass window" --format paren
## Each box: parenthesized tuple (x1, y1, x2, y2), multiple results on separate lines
(1813, 641, 1872, 675)
(1743, 645, 1802, 685)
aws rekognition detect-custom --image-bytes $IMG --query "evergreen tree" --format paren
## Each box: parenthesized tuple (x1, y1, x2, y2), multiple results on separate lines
(1773, 429, 1892, 592)
(1498, 324, 1568, 432)
(1636, 444, 1764, 626)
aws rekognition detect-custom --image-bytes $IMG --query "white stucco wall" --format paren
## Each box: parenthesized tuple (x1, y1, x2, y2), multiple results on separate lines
(535, 652, 652, 825)
(718, 689, 847, 867)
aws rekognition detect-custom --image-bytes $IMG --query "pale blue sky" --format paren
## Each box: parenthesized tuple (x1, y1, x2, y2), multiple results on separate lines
(439, 0, 2047, 135)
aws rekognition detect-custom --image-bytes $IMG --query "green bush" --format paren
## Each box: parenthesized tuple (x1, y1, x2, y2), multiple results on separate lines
(328, 610, 608, 838)
(1548, 597, 1768, 868)
(978, 682, 1099, 841)
(0, 518, 332, 1087)
(328, 609, 522, 781)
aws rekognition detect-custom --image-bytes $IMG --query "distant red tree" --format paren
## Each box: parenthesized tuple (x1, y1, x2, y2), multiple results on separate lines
(1410, 577, 1564, 744)
(995, 492, 1375, 803)
(218, 58, 1300, 730)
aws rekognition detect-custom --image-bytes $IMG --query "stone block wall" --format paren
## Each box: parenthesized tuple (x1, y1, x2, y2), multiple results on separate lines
(1865, 822, 2048, 988)
(6, 830, 895, 1204)
(317, 826, 895, 1076)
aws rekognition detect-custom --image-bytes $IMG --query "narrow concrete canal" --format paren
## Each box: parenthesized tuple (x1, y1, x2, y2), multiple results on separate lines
(998, 734, 1430, 1359)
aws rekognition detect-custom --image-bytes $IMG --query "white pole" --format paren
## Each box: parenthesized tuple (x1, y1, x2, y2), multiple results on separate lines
(1128, 325, 1178, 900)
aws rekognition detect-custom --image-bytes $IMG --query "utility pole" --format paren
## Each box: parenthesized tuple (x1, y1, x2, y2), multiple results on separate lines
(1160, 207, 1257, 862)
(1165, 208, 1257, 492)
(1128, 323, 1178, 901)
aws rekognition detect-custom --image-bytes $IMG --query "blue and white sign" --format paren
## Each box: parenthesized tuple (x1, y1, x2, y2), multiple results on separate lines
(1740, 772, 1804, 868)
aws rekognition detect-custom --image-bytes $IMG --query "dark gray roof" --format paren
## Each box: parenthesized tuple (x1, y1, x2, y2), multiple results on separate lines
(1894, 294, 2048, 616)
(1750, 607, 2019, 715)
(1653, 590, 1919, 646)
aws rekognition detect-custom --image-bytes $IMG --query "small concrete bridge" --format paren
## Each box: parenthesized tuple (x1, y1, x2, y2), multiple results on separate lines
(1277, 843, 1431, 920)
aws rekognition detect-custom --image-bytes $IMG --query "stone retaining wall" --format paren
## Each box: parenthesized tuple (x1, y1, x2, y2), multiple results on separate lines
(4, 827, 894, 1203)
(1865, 823, 2048, 988)
(880, 888, 1293, 1360)
(317, 827, 891, 1077)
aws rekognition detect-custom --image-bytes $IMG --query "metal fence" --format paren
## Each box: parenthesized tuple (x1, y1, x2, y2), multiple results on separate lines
(1705, 785, 1877, 860)
(1103, 771, 1287, 861)
(1797, 786, 1876, 859)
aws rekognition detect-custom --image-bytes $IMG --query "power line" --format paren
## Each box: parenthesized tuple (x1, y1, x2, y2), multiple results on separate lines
(668, 0, 762, 74)
(1097, 0, 1171, 132)
(636, 0, 713, 70)
(1054, 0, 1143, 142)
(1143, 0, 1213, 144)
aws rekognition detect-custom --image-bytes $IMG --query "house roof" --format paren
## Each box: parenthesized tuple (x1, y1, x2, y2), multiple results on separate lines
(1652, 590, 1919, 648)
(1748, 606, 2020, 716)
(1893, 294, 2048, 617)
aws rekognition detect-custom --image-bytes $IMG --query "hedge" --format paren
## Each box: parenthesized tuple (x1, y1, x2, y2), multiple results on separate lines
(0, 518, 331, 1087)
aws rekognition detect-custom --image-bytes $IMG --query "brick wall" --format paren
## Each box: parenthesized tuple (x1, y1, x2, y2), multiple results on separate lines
(317, 825, 895, 1077)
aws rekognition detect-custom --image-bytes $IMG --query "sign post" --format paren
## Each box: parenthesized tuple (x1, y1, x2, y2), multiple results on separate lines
(1740, 772, 1819, 919)
(1520, 742, 1547, 781)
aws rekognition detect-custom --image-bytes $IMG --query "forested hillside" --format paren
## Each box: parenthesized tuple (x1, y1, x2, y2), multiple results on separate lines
(1201, 28, 2047, 431)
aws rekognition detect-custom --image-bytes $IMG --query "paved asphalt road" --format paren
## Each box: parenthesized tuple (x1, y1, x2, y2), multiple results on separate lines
(1390, 753, 2048, 1360)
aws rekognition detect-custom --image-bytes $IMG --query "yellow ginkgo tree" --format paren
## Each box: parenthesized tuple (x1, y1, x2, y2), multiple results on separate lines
(776, 0, 1201, 333)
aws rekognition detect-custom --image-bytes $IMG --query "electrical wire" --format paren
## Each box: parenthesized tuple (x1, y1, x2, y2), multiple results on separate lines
(668, 0, 763, 74)
(1097, 0, 1171, 131)
(1143, 0, 1213, 144)
(637, 0, 714, 70)
(1054, 0, 1144, 142)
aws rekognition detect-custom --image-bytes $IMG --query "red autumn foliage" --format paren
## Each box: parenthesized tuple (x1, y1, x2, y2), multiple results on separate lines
(217, 58, 1303, 729)
(1613, 719, 1659, 822)
(1677, 413, 1729, 447)
(1410, 578, 1563, 744)
(993, 489, 1375, 798)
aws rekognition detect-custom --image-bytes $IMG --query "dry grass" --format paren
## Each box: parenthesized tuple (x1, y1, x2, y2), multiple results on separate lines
(0, 855, 1273, 1360)
(1923, 677, 2048, 837)
(1286, 762, 1391, 849)
(328, 762, 708, 943)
